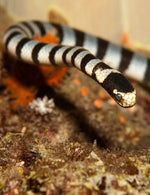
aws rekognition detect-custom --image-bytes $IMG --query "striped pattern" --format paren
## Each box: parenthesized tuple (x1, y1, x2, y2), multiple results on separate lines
(3, 21, 138, 108)
(51, 22, 150, 84)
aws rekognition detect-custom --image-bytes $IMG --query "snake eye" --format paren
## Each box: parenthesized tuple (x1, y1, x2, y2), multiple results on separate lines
(116, 93, 122, 101)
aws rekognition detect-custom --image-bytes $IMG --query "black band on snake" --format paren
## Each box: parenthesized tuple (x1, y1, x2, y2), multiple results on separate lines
(3, 21, 138, 107)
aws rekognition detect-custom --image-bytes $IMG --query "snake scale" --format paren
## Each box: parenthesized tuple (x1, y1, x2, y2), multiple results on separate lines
(3, 21, 149, 108)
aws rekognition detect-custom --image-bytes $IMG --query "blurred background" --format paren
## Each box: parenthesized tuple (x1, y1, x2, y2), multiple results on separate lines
(0, 0, 149, 48)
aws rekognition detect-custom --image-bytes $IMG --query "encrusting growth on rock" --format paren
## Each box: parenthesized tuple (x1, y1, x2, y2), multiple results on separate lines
(3, 33, 68, 110)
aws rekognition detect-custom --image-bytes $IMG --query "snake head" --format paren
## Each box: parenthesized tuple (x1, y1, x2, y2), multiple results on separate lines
(113, 89, 136, 108)
(101, 72, 136, 108)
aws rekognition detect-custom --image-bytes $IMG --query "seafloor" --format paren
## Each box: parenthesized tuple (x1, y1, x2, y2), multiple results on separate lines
(0, 6, 150, 195)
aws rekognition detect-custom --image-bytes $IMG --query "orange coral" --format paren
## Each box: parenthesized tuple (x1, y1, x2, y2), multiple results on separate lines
(3, 77, 35, 110)
(121, 32, 133, 48)
(119, 116, 126, 124)
(93, 99, 102, 108)
(3, 33, 68, 110)
(99, 91, 106, 99)
(73, 78, 81, 85)
(34, 33, 59, 44)
(81, 86, 88, 96)
(35, 34, 68, 86)
(122, 32, 130, 44)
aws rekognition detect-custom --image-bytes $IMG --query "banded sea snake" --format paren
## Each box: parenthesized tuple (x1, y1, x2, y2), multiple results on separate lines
(4, 21, 150, 108)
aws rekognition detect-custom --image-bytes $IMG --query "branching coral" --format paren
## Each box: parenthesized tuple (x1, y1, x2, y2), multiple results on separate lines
(3, 33, 68, 110)
(29, 96, 55, 115)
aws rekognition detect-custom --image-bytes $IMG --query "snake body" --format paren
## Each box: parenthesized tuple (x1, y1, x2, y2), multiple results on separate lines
(3, 21, 142, 108)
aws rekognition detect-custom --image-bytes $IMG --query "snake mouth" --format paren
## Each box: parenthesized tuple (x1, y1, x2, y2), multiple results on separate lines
(113, 89, 136, 108)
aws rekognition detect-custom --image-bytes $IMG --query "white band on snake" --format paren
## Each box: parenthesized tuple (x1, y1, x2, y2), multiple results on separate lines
(3, 21, 139, 108)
